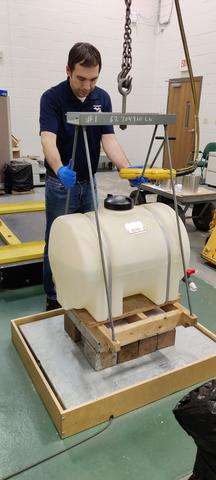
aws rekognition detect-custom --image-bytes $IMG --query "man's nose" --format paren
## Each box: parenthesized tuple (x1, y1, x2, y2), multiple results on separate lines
(83, 80, 91, 90)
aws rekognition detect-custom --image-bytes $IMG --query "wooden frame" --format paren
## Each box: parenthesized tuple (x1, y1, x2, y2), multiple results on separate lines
(70, 296, 197, 351)
(11, 309, 216, 439)
(64, 295, 197, 370)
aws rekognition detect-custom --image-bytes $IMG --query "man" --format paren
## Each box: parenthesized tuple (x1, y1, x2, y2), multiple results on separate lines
(40, 42, 129, 310)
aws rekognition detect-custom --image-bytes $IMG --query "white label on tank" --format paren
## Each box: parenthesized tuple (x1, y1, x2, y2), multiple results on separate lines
(146, 194, 157, 203)
(124, 221, 145, 234)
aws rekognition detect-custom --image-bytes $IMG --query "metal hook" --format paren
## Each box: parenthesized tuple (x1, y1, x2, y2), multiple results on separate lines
(118, 76, 133, 96)
(118, 74, 133, 129)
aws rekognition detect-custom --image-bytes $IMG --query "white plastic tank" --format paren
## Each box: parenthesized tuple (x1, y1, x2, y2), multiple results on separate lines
(49, 197, 190, 322)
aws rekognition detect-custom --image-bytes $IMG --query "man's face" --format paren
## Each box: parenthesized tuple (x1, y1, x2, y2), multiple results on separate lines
(66, 63, 100, 98)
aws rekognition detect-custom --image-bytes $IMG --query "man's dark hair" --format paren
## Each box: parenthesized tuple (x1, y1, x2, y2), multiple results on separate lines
(68, 42, 102, 72)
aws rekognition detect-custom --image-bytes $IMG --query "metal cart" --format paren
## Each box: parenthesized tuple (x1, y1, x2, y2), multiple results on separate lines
(135, 183, 216, 231)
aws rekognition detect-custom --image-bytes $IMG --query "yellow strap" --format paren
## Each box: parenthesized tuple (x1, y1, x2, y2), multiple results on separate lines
(119, 168, 176, 181)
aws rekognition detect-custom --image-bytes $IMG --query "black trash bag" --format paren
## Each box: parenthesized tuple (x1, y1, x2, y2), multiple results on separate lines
(4, 161, 33, 193)
(173, 380, 216, 480)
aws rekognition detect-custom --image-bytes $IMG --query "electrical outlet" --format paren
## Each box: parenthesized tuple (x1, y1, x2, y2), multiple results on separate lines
(131, 10, 138, 25)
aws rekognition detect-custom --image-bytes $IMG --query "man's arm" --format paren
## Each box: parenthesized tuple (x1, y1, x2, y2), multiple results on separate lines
(41, 131, 77, 187)
(101, 133, 130, 169)
(41, 131, 62, 175)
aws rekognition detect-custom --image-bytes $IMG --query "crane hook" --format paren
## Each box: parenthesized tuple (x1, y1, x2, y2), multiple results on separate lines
(118, 76, 133, 96)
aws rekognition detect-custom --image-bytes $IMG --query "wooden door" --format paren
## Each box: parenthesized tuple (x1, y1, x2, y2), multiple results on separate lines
(163, 77, 202, 169)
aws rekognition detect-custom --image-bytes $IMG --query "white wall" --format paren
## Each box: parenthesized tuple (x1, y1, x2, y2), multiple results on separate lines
(1, 0, 216, 165)
(152, 0, 216, 158)
(0, 0, 158, 163)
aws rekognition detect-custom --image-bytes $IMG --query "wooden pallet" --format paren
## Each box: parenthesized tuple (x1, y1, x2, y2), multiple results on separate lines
(64, 294, 197, 370)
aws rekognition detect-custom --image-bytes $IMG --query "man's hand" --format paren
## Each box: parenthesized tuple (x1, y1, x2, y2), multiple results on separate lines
(127, 166, 148, 187)
(57, 161, 77, 188)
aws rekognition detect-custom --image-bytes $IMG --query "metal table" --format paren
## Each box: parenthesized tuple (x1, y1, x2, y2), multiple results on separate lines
(139, 183, 216, 230)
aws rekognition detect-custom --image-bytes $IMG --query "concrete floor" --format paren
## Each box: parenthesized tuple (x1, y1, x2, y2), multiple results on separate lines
(0, 171, 215, 480)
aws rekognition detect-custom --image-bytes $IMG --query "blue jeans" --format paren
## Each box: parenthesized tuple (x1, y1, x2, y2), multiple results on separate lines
(44, 175, 98, 300)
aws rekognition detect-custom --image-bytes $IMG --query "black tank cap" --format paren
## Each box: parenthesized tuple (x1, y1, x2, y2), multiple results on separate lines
(104, 194, 134, 211)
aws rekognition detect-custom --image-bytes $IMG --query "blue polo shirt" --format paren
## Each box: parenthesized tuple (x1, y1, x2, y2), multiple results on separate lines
(40, 79, 114, 180)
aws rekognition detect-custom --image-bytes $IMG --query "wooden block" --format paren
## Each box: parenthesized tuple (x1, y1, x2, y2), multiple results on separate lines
(117, 341, 139, 364)
(173, 302, 197, 327)
(67, 310, 105, 353)
(64, 313, 81, 343)
(83, 339, 117, 371)
(139, 335, 158, 356)
(157, 329, 176, 349)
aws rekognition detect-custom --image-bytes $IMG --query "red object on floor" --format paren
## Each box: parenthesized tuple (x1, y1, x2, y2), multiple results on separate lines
(186, 268, 196, 278)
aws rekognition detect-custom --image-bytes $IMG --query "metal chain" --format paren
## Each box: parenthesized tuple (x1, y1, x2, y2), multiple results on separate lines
(118, 0, 133, 128)
(118, 0, 132, 84)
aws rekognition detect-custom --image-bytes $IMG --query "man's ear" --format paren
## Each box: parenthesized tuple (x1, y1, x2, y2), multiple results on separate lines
(66, 64, 71, 77)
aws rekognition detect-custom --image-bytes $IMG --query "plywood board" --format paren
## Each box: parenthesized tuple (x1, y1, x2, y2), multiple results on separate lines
(19, 315, 216, 409)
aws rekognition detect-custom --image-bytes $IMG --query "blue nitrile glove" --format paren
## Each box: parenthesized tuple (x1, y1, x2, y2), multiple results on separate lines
(57, 160, 77, 188)
(128, 165, 148, 187)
